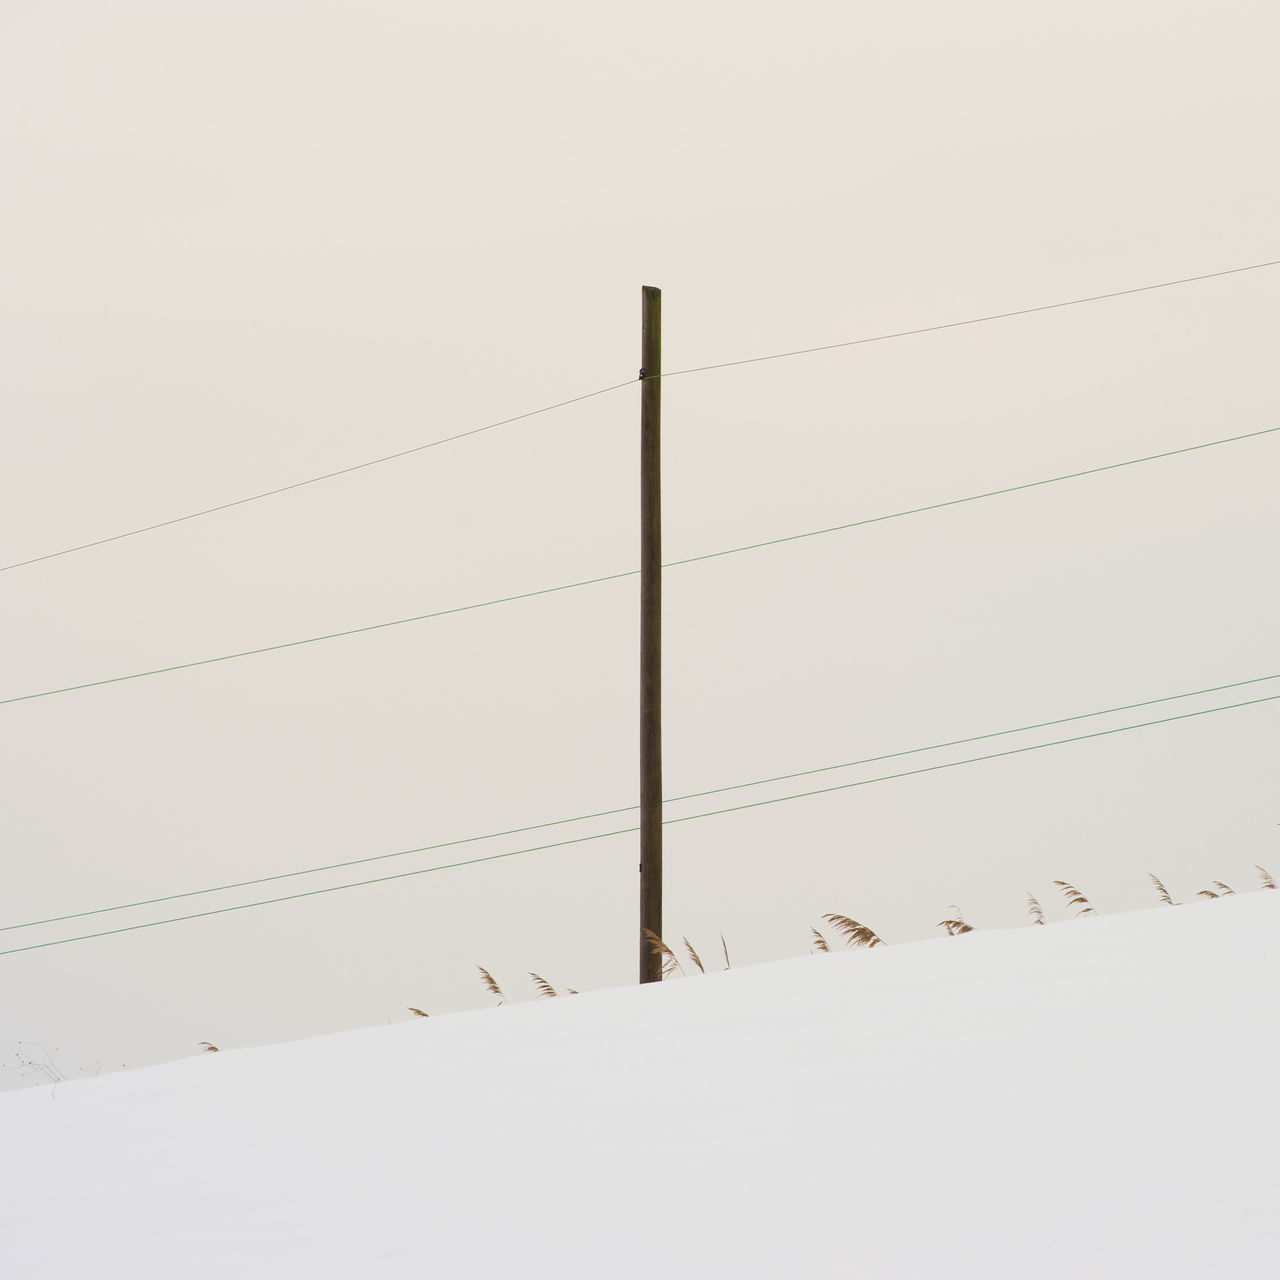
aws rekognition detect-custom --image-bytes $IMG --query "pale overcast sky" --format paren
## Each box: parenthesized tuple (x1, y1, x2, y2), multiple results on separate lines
(3, 0, 1277, 1084)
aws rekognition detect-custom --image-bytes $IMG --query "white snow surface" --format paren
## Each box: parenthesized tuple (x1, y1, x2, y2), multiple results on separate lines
(6, 892, 1279, 1278)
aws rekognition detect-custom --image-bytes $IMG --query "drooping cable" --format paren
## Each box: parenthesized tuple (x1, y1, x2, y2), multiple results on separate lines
(3, 686, 1275, 957)
(5, 422, 1275, 708)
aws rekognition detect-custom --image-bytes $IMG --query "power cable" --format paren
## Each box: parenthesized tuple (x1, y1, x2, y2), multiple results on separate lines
(4, 421, 1276, 708)
(3, 685, 1276, 957)
(664, 423, 1279, 571)
(0, 379, 637, 575)
(0, 568, 638, 707)
(662, 258, 1280, 381)
(5, 257, 1276, 577)
(2, 668, 1274, 933)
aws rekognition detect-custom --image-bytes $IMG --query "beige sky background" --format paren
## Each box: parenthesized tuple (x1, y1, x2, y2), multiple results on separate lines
(3, 0, 1277, 1084)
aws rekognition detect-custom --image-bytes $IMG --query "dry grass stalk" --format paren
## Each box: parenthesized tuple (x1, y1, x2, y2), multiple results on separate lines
(1026, 894, 1045, 926)
(822, 913, 885, 949)
(199, 1042, 220, 1053)
(684, 939, 705, 974)
(406, 1007, 430, 1018)
(644, 928, 684, 978)
(720, 934, 731, 970)
(1257, 865, 1276, 890)
(1149, 874, 1177, 906)
(476, 966, 505, 1004)
(1053, 880, 1096, 917)
(10, 1043, 67, 1085)
(529, 973, 558, 999)
(937, 913, 974, 936)
(1197, 881, 1236, 900)
(810, 928, 831, 953)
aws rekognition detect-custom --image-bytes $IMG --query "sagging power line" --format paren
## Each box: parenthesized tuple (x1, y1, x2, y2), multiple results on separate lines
(4, 256, 1275, 578)
(3, 420, 1276, 709)
(4, 672, 1277, 943)
(0, 380, 636, 576)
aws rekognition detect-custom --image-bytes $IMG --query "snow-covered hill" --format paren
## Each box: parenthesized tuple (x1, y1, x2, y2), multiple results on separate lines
(6, 892, 1278, 1278)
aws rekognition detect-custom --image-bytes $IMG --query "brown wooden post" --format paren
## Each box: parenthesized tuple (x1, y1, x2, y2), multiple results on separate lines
(639, 285, 663, 983)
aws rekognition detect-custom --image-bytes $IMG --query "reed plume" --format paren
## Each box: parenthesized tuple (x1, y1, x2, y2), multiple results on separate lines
(477, 966, 506, 1004)
(821, 913, 885, 948)
(529, 973, 559, 999)
(644, 929, 684, 978)
(1053, 880, 1096, 917)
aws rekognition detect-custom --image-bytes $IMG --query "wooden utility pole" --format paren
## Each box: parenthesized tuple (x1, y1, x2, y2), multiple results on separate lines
(639, 285, 663, 984)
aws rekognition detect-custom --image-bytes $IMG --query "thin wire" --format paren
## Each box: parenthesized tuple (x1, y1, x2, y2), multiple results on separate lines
(663, 258, 1280, 380)
(0, 379, 637, 575)
(664, 692, 1280, 827)
(5, 668, 1273, 934)
(4, 421, 1276, 708)
(3, 689, 1275, 958)
(0, 827, 640, 958)
(666, 670, 1280, 804)
(665, 424, 1280, 570)
(5, 257, 1276, 578)
(0, 568, 640, 706)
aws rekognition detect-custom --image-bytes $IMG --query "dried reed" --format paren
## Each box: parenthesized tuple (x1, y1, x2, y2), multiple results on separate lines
(821, 913, 885, 948)
(644, 928, 684, 978)
(476, 966, 506, 1004)
(1053, 880, 1096, 917)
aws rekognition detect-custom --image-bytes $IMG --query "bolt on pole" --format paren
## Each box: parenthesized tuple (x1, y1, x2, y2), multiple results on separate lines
(639, 285, 663, 984)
